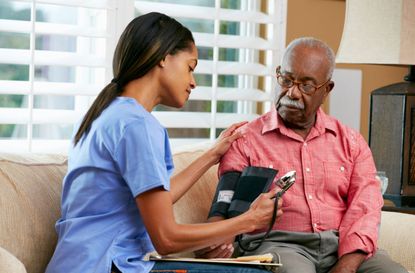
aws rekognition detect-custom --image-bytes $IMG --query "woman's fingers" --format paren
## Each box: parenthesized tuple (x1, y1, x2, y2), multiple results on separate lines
(220, 121, 247, 138)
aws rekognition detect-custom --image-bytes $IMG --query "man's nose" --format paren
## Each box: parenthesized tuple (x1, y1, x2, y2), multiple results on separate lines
(286, 83, 302, 99)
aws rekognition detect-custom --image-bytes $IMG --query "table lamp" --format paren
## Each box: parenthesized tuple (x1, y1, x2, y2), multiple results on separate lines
(336, 0, 415, 207)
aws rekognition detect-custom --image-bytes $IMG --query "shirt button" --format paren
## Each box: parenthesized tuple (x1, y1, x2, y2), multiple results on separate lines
(268, 164, 273, 168)
(313, 223, 318, 228)
(308, 194, 313, 200)
(306, 168, 310, 172)
(303, 142, 307, 146)
(340, 166, 345, 172)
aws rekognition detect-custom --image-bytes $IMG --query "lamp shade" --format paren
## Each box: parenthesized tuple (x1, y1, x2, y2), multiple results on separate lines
(336, 0, 415, 65)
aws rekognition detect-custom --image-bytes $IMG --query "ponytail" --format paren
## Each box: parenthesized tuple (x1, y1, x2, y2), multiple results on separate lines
(73, 81, 121, 145)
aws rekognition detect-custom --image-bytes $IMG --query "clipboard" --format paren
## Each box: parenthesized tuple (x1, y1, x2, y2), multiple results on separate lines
(148, 253, 282, 268)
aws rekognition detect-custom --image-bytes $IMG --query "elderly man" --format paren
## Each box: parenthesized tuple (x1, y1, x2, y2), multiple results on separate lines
(200, 37, 408, 273)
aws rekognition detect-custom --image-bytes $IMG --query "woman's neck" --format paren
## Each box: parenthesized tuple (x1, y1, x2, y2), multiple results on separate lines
(121, 72, 161, 112)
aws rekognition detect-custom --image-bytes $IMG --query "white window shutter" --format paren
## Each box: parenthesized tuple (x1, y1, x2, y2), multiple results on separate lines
(0, 0, 286, 153)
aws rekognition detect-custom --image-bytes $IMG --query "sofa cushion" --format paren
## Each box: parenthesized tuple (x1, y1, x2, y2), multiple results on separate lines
(0, 246, 26, 273)
(0, 153, 67, 273)
(379, 211, 415, 272)
(172, 148, 218, 224)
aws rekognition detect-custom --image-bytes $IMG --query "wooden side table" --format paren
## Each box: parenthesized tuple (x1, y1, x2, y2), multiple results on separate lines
(382, 205, 415, 215)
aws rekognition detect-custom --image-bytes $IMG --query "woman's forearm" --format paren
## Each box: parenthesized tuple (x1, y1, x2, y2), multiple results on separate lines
(170, 123, 245, 203)
(170, 148, 218, 203)
(137, 187, 277, 256)
(162, 214, 254, 255)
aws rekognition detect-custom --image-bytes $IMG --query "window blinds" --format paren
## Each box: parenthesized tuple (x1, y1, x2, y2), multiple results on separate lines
(0, 0, 117, 153)
(0, 0, 286, 153)
(135, 0, 286, 147)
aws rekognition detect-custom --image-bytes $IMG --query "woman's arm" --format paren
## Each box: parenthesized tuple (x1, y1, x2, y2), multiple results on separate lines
(170, 122, 246, 203)
(136, 186, 278, 255)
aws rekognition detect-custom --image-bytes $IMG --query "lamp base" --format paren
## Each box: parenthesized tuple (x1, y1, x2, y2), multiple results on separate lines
(404, 65, 415, 82)
(369, 81, 415, 205)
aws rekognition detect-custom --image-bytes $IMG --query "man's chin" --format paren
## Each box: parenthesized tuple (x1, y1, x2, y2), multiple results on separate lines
(278, 110, 306, 129)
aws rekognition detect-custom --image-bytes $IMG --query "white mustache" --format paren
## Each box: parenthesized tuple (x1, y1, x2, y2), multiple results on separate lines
(279, 96, 305, 110)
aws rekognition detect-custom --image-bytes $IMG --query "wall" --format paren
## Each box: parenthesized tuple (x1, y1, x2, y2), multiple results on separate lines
(286, 0, 408, 140)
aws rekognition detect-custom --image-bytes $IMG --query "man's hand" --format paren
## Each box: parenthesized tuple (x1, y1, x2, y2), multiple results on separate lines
(329, 251, 367, 273)
(194, 241, 234, 258)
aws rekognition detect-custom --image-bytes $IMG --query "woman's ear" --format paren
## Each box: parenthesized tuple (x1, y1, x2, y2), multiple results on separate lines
(158, 58, 166, 68)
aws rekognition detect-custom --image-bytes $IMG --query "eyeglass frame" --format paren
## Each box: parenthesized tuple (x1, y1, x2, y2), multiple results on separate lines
(275, 65, 331, 95)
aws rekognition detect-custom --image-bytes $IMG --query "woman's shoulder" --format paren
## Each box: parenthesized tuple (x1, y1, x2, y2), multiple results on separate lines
(103, 97, 160, 127)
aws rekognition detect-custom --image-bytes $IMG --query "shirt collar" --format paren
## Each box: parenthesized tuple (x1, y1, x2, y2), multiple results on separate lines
(261, 107, 337, 136)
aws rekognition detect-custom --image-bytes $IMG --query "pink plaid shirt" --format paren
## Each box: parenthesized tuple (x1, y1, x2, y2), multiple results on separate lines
(219, 107, 383, 258)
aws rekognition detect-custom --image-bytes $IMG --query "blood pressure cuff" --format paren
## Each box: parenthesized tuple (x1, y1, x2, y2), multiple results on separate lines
(228, 167, 278, 218)
(208, 167, 278, 219)
(208, 171, 241, 218)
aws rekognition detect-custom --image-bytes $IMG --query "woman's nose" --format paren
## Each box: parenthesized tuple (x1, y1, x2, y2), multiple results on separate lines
(190, 74, 196, 89)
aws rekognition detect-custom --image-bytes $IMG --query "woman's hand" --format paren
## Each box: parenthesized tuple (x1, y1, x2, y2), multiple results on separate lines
(209, 121, 247, 164)
(169, 122, 246, 203)
(246, 188, 284, 231)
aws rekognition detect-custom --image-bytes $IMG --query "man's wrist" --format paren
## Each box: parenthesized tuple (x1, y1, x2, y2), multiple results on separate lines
(331, 251, 367, 273)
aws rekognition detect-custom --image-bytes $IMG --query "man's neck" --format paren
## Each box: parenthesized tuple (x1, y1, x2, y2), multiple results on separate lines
(281, 116, 316, 140)
(292, 127, 312, 140)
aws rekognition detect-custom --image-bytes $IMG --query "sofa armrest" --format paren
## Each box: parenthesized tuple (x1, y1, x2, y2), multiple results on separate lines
(379, 211, 415, 272)
(0, 246, 27, 273)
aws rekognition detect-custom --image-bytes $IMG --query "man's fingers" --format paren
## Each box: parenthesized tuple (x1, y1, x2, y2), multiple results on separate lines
(201, 244, 234, 258)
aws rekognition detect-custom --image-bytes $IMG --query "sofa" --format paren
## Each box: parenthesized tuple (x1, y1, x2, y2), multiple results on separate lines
(0, 146, 414, 273)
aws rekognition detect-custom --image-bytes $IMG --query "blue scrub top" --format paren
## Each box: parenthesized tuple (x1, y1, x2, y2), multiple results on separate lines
(46, 97, 174, 273)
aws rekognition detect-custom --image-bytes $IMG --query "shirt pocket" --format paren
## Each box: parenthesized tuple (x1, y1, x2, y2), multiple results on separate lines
(319, 161, 351, 208)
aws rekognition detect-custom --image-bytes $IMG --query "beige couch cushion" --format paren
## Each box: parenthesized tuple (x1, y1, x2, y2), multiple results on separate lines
(0, 246, 27, 273)
(0, 154, 67, 273)
(379, 211, 415, 272)
(172, 148, 218, 224)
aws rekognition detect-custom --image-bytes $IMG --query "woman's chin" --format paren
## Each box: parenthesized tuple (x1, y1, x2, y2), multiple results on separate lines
(161, 100, 186, 109)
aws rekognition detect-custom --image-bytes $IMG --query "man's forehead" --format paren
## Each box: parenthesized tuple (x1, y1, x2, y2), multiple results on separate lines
(282, 52, 328, 79)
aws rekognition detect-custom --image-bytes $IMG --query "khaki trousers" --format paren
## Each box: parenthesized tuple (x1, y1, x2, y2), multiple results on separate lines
(236, 230, 408, 273)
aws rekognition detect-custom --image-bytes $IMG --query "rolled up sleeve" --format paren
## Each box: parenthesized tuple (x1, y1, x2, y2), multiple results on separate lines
(338, 133, 383, 258)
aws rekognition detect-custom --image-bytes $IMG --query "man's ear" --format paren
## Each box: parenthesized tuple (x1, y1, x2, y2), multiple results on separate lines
(322, 81, 334, 102)
(324, 81, 334, 96)
(327, 81, 334, 93)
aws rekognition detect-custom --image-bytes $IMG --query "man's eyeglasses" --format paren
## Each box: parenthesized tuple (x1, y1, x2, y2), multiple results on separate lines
(276, 66, 331, 95)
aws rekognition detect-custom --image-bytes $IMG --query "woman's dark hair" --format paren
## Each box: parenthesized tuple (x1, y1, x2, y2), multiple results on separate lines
(73, 12, 194, 145)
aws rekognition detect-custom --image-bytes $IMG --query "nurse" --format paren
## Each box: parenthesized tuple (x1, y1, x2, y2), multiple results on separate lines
(46, 12, 280, 273)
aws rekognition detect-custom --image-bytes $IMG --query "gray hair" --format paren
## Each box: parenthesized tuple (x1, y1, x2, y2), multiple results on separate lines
(282, 37, 335, 80)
